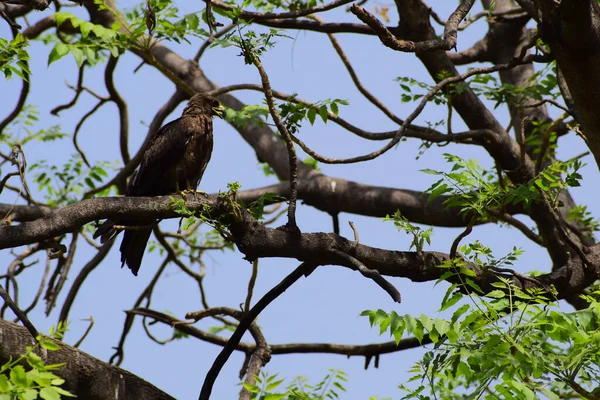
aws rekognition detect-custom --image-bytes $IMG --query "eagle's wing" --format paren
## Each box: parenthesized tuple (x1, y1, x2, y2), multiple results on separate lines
(127, 117, 191, 196)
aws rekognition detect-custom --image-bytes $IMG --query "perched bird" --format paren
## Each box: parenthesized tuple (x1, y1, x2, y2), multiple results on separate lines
(95, 92, 223, 275)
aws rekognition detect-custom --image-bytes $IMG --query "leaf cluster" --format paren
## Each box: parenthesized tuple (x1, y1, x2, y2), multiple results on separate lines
(244, 369, 347, 400)
(30, 156, 114, 206)
(0, 34, 31, 81)
(365, 268, 600, 399)
(0, 323, 73, 400)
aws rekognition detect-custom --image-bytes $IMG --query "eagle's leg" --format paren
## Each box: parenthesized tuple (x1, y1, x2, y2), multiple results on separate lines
(175, 181, 204, 199)
(185, 180, 205, 195)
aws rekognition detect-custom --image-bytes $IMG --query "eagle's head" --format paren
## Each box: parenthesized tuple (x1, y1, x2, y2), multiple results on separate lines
(183, 93, 224, 118)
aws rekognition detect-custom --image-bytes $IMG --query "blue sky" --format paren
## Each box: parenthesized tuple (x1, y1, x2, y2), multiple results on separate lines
(1, 1, 597, 398)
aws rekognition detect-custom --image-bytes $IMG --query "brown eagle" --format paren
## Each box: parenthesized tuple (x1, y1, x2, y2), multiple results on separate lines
(95, 93, 223, 275)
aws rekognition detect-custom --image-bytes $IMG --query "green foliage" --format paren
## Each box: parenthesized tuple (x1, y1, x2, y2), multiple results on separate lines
(302, 157, 320, 171)
(224, 105, 270, 129)
(363, 267, 600, 399)
(383, 211, 433, 253)
(246, 192, 285, 220)
(236, 0, 323, 13)
(567, 204, 600, 234)
(0, 34, 31, 80)
(423, 154, 585, 217)
(0, 106, 68, 147)
(231, 27, 290, 64)
(396, 76, 444, 105)
(458, 241, 524, 269)
(243, 369, 347, 400)
(124, 0, 209, 44)
(260, 163, 277, 177)
(223, 97, 348, 136)
(0, 323, 73, 400)
(277, 98, 347, 135)
(49, 13, 129, 66)
(30, 155, 114, 206)
(469, 63, 560, 109)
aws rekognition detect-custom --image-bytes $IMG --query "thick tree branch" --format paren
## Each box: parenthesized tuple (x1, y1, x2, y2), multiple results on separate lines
(0, 318, 175, 399)
(0, 194, 596, 299)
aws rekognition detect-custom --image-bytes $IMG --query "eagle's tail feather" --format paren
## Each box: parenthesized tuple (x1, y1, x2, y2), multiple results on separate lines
(120, 229, 152, 276)
(93, 221, 121, 243)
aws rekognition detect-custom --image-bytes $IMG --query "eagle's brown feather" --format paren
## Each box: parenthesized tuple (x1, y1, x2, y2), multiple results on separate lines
(94, 93, 220, 275)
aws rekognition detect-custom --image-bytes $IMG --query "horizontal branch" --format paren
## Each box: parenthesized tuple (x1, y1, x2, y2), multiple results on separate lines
(210, 0, 353, 21)
(256, 18, 381, 34)
(235, 178, 525, 227)
(1, 194, 596, 299)
(130, 308, 430, 359)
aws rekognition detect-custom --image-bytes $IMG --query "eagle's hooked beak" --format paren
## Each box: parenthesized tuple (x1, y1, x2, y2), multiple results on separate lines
(212, 102, 225, 119)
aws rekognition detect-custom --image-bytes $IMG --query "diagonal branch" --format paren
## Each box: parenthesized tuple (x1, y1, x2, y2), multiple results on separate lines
(197, 262, 316, 400)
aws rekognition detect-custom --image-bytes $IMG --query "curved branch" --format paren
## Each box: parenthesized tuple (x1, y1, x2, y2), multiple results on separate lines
(0, 58, 29, 135)
(105, 55, 130, 164)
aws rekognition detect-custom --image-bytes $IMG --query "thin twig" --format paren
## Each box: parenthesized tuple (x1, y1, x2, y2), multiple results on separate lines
(0, 282, 39, 340)
(450, 218, 475, 259)
(73, 316, 94, 348)
(244, 259, 259, 312)
(332, 250, 401, 303)
(252, 57, 299, 230)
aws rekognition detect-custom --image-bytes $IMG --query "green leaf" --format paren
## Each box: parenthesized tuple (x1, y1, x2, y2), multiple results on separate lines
(26, 352, 44, 369)
(265, 378, 284, 391)
(48, 43, 70, 66)
(54, 12, 75, 26)
(39, 387, 61, 400)
(264, 394, 286, 400)
(241, 383, 259, 393)
(0, 375, 10, 392)
(440, 292, 462, 312)
(330, 101, 339, 116)
(318, 105, 328, 123)
(307, 107, 316, 125)
(50, 387, 75, 397)
(434, 318, 450, 336)
(80, 22, 94, 38)
(71, 47, 84, 67)
(486, 290, 506, 299)
(10, 365, 28, 388)
(39, 338, 60, 351)
(20, 388, 38, 400)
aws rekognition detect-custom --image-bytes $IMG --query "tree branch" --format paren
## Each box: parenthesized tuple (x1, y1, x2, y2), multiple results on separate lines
(0, 318, 175, 399)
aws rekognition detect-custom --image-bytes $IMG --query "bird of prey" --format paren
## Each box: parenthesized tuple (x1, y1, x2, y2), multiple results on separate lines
(94, 92, 223, 276)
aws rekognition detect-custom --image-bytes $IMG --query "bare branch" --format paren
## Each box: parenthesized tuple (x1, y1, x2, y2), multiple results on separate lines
(350, 0, 475, 52)
(197, 262, 316, 400)
(0, 282, 39, 339)
(105, 56, 130, 164)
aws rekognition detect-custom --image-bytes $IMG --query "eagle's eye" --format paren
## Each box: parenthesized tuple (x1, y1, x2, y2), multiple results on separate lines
(211, 100, 220, 108)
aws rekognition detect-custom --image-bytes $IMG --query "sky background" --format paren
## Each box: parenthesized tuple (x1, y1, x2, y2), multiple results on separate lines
(0, 1, 597, 399)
